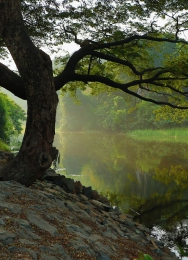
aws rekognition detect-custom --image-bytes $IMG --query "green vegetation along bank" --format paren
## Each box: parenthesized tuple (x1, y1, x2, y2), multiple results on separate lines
(126, 128, 188, 143)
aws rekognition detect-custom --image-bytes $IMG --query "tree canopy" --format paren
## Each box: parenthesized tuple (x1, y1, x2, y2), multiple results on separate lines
(0, 1, 188, 105)
(1, 0, 188, 185)
(1, 0, 188, 108)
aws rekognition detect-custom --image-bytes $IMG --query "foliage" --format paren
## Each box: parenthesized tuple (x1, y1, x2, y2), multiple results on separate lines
(177, 244, 188, 257)
(2, 1, 188, 126)
(0, 139, 10, 151)
(134, 252, 154, 260)
(0, 93, 10, 142)
(57, 37, 188, 132)
(2, 0, 188, 110)
(0, 91, 26, 143)
(126, 128, 188, 143)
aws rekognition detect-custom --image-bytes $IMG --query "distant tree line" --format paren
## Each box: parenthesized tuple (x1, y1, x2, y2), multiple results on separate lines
(59, 89, 188, 133)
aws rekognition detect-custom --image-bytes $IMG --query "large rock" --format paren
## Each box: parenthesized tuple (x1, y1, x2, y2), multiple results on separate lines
(40, 169, 61, 181)
(41, 169, 110, 202)
(73, 181, 83, 194)
(83, 186, 92, 199)
(62, 178, 75, 193)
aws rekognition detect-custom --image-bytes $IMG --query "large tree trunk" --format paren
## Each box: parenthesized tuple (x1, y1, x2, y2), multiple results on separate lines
(0, 0, 59, 186)
(0, 80, 58, 186)
(0, 59, 59, 186)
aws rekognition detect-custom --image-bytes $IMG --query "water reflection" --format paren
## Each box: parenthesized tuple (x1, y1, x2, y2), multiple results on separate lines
(54, 132, 188, 258)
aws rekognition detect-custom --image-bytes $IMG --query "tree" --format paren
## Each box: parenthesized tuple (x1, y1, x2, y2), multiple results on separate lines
(0, 93, 10, 142)
(0, 0, 188, 186)
(0, 92, 26, 142)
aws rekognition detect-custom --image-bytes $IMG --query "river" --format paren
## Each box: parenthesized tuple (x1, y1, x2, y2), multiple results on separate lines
(54, 132, 188, 259)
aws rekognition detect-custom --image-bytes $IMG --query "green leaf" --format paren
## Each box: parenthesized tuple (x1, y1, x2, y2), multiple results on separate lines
(137, 252, 154, 260)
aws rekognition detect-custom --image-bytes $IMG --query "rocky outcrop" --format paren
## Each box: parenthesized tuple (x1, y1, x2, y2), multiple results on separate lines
(0, 151, 179, 259)
(40, 169, 110, 204)
(0, 178, 178, 260)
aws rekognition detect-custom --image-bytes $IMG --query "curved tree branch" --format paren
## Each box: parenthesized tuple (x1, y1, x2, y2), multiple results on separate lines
(125, 88, 188, 109)
(72, 73, 188, 109)
(150, 82, 188, 97)
(72, 71, 173, 87)
(93, 34, 188, 50)
(91, 50, 141, 75)
(1, 31, 188, 109)
(140, 85, 184, 101)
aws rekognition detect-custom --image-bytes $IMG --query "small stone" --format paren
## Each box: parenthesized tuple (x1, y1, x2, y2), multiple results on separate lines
(64, 200, 81, 211)
(103, 228, 117, 239)
(83, 186, 92, 199)
(0, 201, 22, 214)
(96, 249, 111, 260)
(40, 254, 59, 260)
(39, 244, 57, 254)
(69, 237, 91, 252)
(127, 234, 141, 243)
(73, 181, 83, 194)
(90, 200, 111, 212)
(88, 234, 102, 242)
(153, 248, 163, 256)
(53, 176, 66, 187)
(78, 194, 89, 201)
(40, 168, 60, 181)
(26, 211, 59, 236)
(91, 190, 100, 200)
(16, 228, 40, 240)
(163, 246, 171, 254)
(0, 227, 16, 245)
(0, 218, 5, 225)
(63, 178, 75, 192)
(19, 238, 37, 245)
(14, 218, 31, 229)
(98, 195, 110, 205)
(154, 240, 164, 247)
(66, 224, 89, 236)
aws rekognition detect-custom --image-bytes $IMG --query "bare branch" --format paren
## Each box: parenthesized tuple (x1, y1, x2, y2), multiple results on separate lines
(126, 88, 188, 109)
(151, 82, 188, 97)
(140, 85, 184, 101)
(63, 26, 81, 45)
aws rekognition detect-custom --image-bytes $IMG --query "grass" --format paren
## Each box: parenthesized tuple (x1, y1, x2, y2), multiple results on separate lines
(126, 128, 188, 143)
(0, 140, 10, 151)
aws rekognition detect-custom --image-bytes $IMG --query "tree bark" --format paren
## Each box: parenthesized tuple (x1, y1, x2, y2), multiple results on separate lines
(0, 0, 58, 186)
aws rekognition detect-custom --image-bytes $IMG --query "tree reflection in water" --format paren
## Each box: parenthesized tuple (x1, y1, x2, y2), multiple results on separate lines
(54, 132, 188, 257)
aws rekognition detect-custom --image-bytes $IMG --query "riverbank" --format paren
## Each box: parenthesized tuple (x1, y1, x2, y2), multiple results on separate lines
(0, 169, 178, 260)
(126, 128, 188, 143)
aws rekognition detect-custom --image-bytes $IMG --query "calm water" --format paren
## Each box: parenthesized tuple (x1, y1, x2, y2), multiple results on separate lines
(54, 132, 188, 259)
